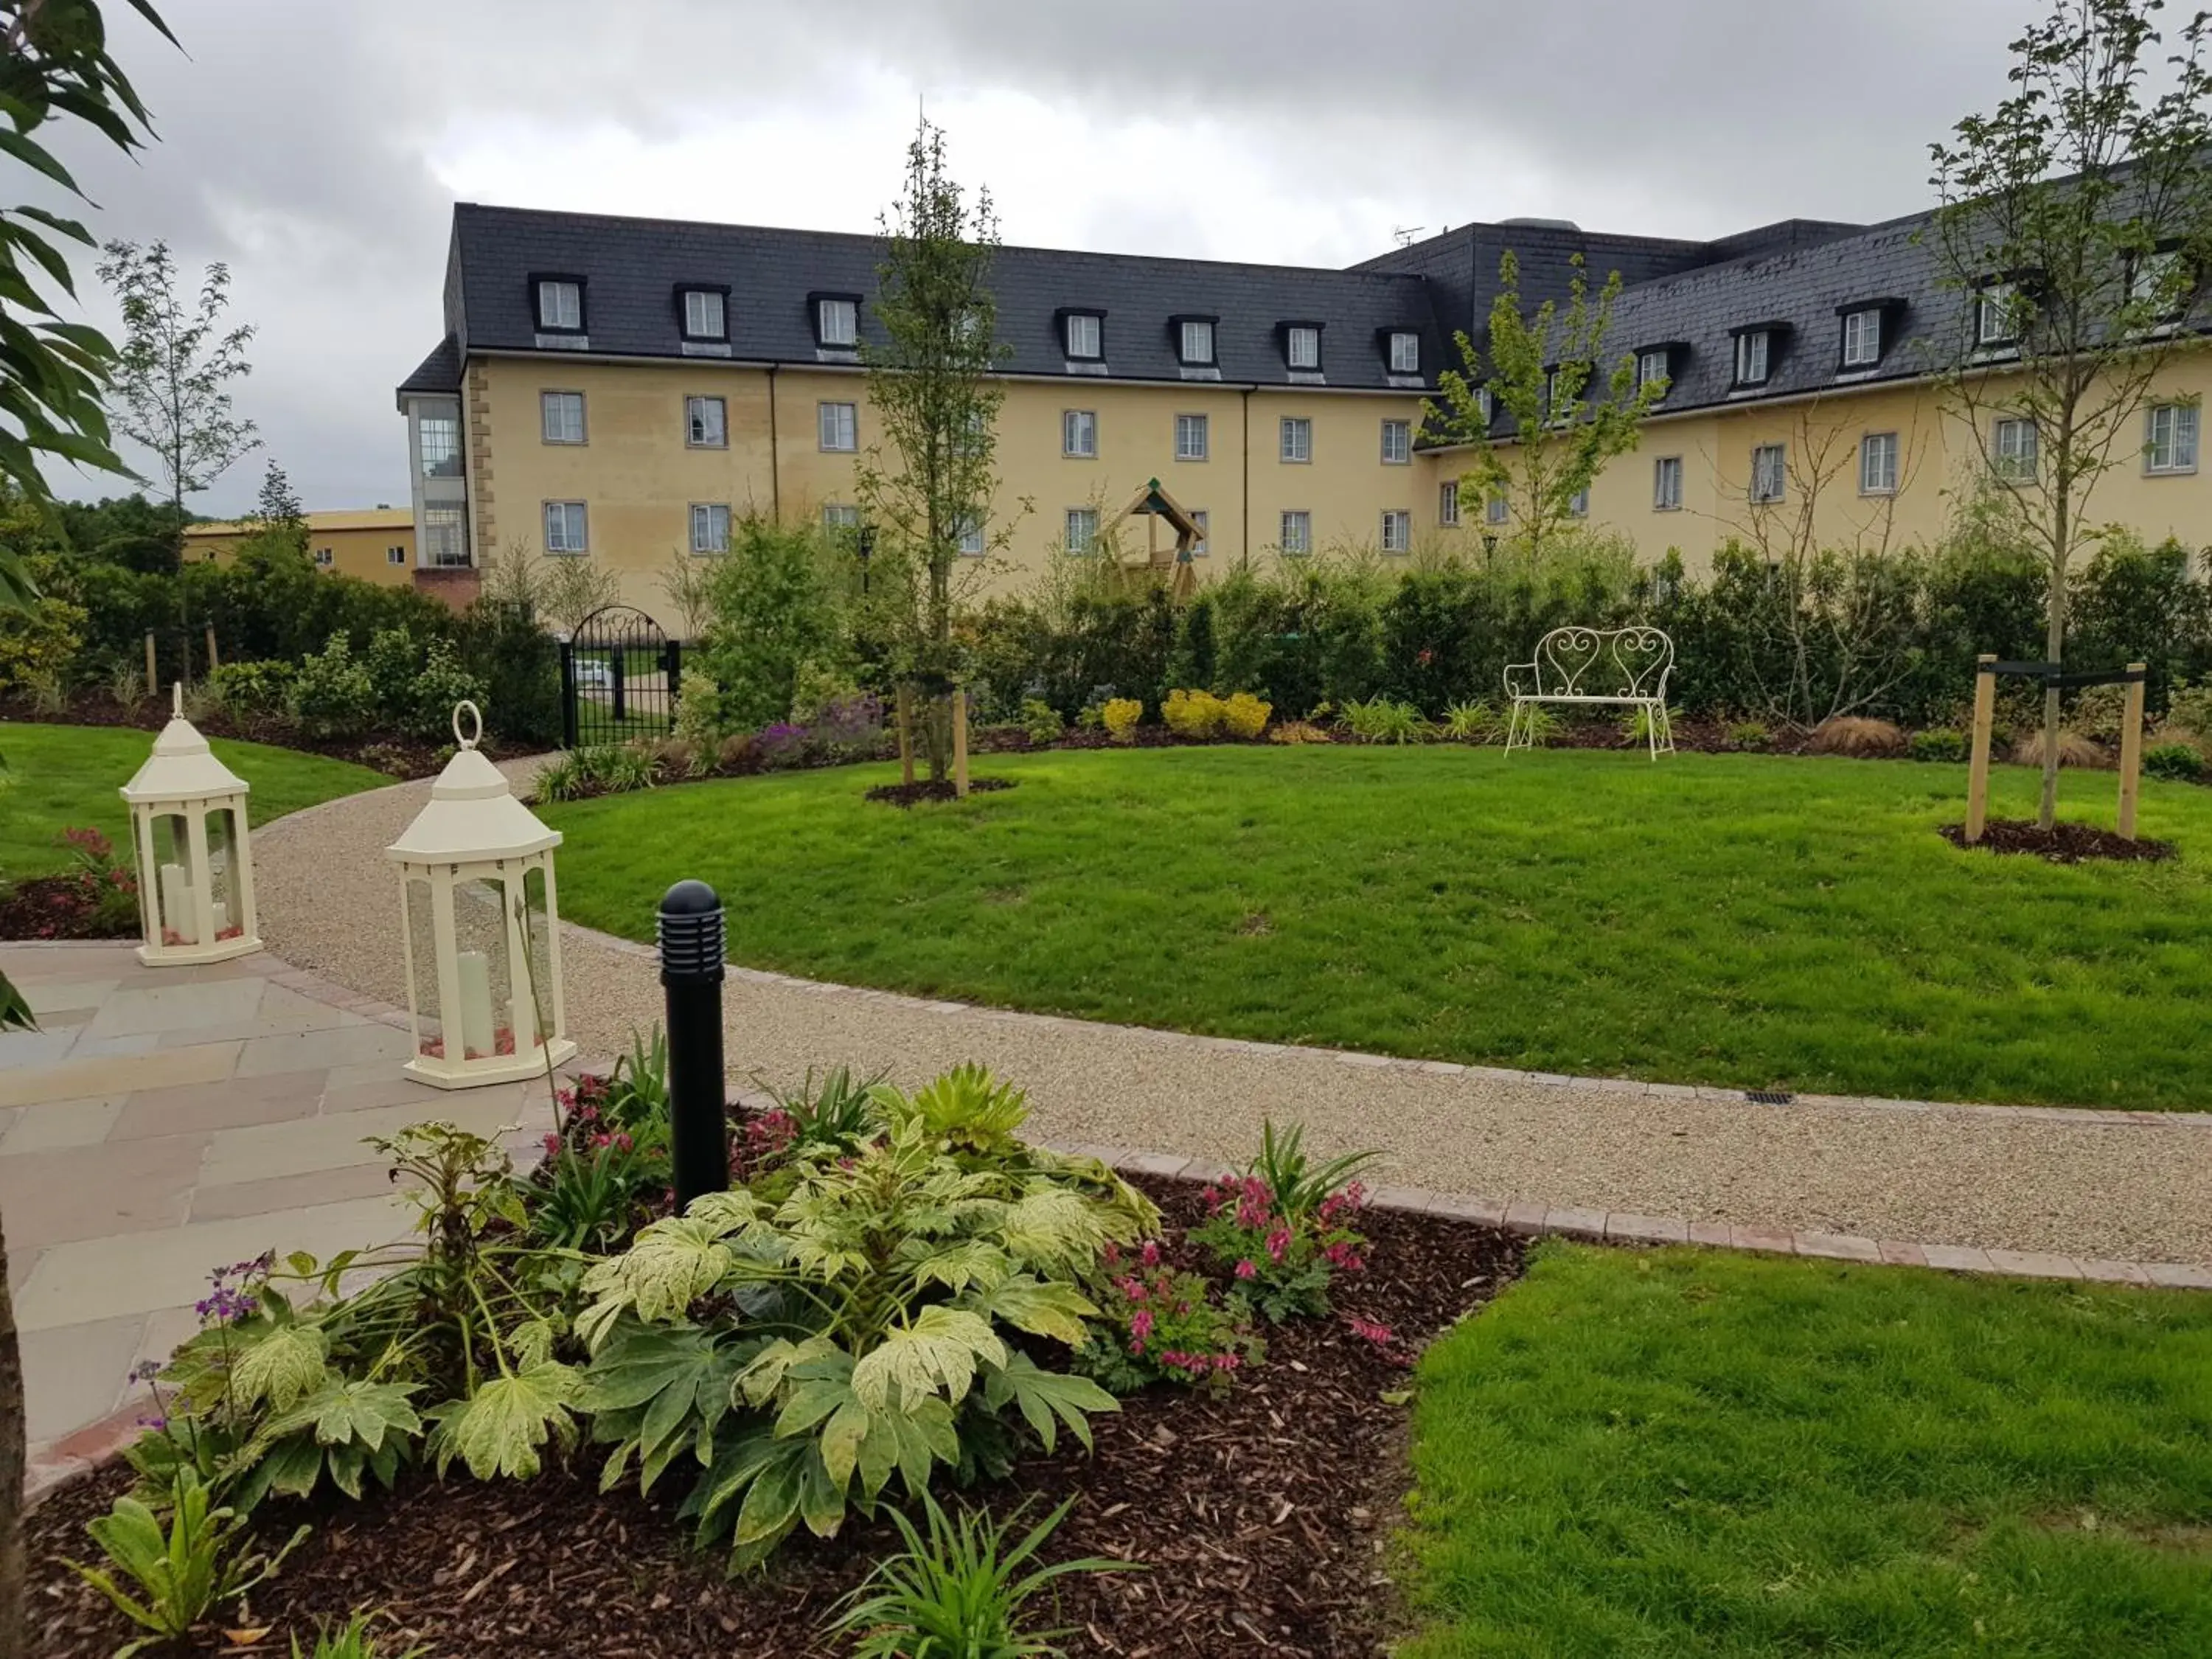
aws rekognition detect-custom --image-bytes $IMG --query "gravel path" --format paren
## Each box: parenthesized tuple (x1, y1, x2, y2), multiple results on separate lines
(254, 768, 2212, 1267)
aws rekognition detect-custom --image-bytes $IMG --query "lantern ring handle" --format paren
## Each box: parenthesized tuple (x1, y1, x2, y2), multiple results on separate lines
(452, 699, 484, 751)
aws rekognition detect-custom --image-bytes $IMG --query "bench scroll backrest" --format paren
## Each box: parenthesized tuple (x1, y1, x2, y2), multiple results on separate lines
(1531, 627, 1674, 700)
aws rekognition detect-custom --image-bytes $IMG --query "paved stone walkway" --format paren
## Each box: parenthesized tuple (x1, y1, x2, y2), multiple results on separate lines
(1, 941, 555, 1492)
(252, 770, 2212, 1273)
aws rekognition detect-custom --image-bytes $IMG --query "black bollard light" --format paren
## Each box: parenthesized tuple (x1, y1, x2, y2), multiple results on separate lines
(658, 878, 728, 1210)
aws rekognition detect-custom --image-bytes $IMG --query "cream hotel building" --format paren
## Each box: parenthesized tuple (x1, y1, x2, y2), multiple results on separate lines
(394, 198, 2212, 627)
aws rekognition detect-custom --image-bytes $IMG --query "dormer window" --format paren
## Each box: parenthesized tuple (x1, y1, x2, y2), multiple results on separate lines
(1733, 329, 1771, 388)
(1284, 324, 1321, 370)
(1841, 307, 1882, 368)
(1976, 281, 2020, 347)
(2130, 247, 2188, 319)
(535, 277, 583, 333)
(1175, 317, 1217, 366)
(1637, 347, 1672, 394)
(680, 288, 727, 341)
(1062, 310, 1104, 361)
(1387, 330, 1421, 374)
(814, 294, 860, 349)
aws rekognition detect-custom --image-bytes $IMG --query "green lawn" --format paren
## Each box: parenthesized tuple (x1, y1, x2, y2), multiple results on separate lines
(1401, 1245, 2212, 1658)
(540, 746, 2212, 1108)
(0, 721, 389, 881)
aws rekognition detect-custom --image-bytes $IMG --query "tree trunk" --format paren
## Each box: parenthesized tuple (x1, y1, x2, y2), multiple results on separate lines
(0, 1219, 26, 1659)
(2039, 504, 2068, 832)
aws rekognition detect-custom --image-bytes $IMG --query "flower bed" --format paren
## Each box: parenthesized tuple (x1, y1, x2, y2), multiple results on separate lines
(0, 829, 139, 940)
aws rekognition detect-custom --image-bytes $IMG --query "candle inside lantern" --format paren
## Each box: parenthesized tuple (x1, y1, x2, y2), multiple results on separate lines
(159, 863, 197, 945)
(456, 949, 496, 1059)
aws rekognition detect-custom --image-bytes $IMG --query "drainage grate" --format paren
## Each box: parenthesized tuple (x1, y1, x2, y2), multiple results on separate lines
(1745, 1089, 1795, 1105)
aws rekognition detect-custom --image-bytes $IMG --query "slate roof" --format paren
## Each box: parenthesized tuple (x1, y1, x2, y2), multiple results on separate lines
(396, 333, 462, 400)
(425, 203, 1449, 393)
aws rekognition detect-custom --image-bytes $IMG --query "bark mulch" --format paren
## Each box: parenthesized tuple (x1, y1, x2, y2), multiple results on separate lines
(0, 695, 524, 779)
(0, 873, 138, 941)
(864, 776, 1018, 808)
(28, 1180, 1524, 1659)
(1939, 818, 2177, 864)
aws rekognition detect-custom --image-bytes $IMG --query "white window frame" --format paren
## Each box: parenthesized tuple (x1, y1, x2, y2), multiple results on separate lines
(1439, 480, 1460, 526)
(1189, 509, 1208, 556)
(418, 408, 462, 476)
(386, 545, 406, 566)
(1380, 419, 1411, 465)
(1566, 486, 1590, 519)
(1380, 509, 1411, 552)
(682, 289, 726, 340)
(818, 297, 858, 348)
(1279, 509, 1312, 555)
(1388, 331, 1420, 374)
(1062, 408, 1098, 459)
(818, 400, 858, 453)
(2146, 402, 2199, 475)
(313, 546, 333, 568)
(540, 391, 585, 445)
(1285, 325, 1320, 369)
(1993, 416, 2039, 481)
(1860, 431, 1899, 495)
(2132, 248, 2186, 314)
(1842, 308, 1882, 368)
(1175, 412, 1208, 462)
(422, 507, 468, 568)
(1279, 416, 1312, 464)
(685, 394, 726, 448)
(1484, 494, 1508, 526)
(821, 504, 860, 531)
(544, 500, 588, 554)
(1653, 456, 1683, 511)
(1977, 282, 2019, 347)
(536, 279, 581, 332)
(956, 514, 986, 556)
(1065, 313, 1102, 359)
(689, 502, 731, 554)
(1637, 349, 1670, 394)
(1734, 330, 1770, 386)
(1065, 507, 1099, 554)
(1750, 443, 1787, 504)
(1178, 319, 1214, 364)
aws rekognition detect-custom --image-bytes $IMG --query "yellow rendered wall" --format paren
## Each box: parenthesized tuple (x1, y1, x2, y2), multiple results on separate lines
(184, 522, 416, 587)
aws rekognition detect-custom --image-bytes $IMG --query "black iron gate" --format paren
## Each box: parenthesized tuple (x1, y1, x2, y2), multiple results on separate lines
(560, 605, 681, 749)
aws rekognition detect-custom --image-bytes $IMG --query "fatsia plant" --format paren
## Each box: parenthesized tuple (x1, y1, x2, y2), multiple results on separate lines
(578, 1113, 1135, 1568)
(866, 1061, 1033, 1158)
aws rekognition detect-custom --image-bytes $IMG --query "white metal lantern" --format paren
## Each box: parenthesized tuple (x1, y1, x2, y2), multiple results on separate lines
(386, 701, 574, 1088)
(119, 684, 262, 967)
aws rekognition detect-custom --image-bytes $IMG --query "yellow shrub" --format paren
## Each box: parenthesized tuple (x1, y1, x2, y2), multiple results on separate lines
(1220, 692, 1271, 740)
(1267, 719, 1331, 745)
(1102, 698, 1144, 742)
(1162, 688, 1225, 740)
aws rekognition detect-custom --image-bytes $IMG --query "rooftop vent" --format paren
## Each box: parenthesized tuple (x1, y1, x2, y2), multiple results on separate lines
(1499, 217, 1582, 231)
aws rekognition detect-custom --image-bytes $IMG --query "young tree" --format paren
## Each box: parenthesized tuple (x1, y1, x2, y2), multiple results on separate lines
(1926, 0, 2212, 827)
(96, 238, 258, 507)
(855, 116, 1023, 782)
(1424, 251, 1663, 567)
(0, 8, 176, 1651)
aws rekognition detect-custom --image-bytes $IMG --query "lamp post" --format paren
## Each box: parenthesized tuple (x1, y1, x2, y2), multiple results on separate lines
(120, 683, 262, 966)
(386, 701, 574, 1088)
(658, 879, 728, 1208)
(857, 524, 874, 596)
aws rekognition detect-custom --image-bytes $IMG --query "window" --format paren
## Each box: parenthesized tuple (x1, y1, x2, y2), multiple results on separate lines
(2132, 248, 2186, 315)
(1842, 308, 1882, 368)
(818, 401, 858, 452)
(387, 545, 406, 566)
(1381, 509, 1411, 552)
(1750, 443, 1787, 504)
(313, 546, 333, 568)
(957, 514, 985, 556)
(1484, 494, 1509, 526)
(1439, 480, 1460, 526)
(1065, 313, 1102, 359)
(1279, 416, 1312, 463)
(1062, 408, 1098, 458)
(1545, 367, 1567, 420)
(1733, 330, 1770, 386)
(536, 279, 582, 331)
(1178, 319, 1215, 364)
(1388, 331, 1420, 373)
(1065, 507, 1099, 554)
(1653, 456, 1683, 511)
(1380, 419, 1411, 464)
(1477, 386, 1494, 425)
(1285, 325, 1320, 369)
(1279, 510, 1312, 554)
(818, 296, 858, 347)
(1977, 282, 2019, 347)
(1993, 416, 2038, 480)
(544, 501, 588, 553)
(418, 410, 462, 476)
(1567, 487, 1589, 518)
(2147, 402, 2199, 474)
(1638, 349, 1671, 394)
(682, 289, 726, 340)
(689, 503, 731, 554)
(540, 391, 585, 445)
(1860, 431, 1899, 495)
(1189, 509, 1208, 556)
(423, 507, 467, 568)
(686, 394, 726, 448)
(822, 504, 860, 530)
(1175, 412, 1208, 462)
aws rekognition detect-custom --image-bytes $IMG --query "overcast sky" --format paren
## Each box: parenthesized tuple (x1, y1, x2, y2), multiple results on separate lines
(41, 0, 2039, 518)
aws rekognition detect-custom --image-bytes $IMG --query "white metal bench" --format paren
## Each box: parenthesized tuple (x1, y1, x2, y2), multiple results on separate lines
(1503, 626, 1676, 759)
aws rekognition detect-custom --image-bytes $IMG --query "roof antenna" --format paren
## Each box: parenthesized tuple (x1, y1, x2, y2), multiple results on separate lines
(1391, 225, 1425, 248)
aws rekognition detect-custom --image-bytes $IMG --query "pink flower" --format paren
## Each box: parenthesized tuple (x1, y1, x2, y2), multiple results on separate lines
(1265, 1225, 1292, 1262)
(1344, 1314, 1394, 1346)
(614, 1132, 633, 1152)
(1214, 1352, 1240, 1373)
(1234, 1259, 1257, 1280)
(1130, 1309, 1155, 1340)
(540, 1132, 560, 1155)
(1102, 1242, 1121, 1268)
(1139, 1239, 1161, 1267)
